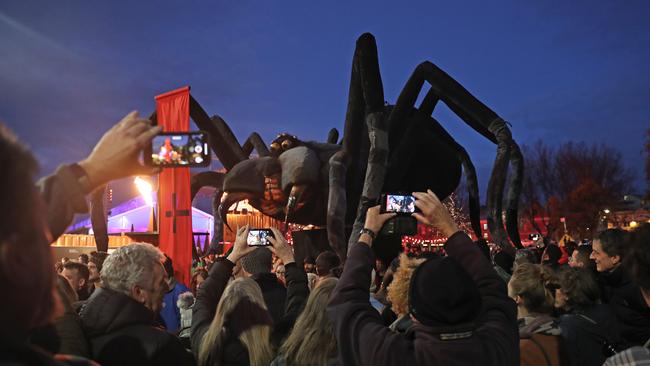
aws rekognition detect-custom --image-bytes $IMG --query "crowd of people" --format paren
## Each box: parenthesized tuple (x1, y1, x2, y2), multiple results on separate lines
(1, 113, 649, 366)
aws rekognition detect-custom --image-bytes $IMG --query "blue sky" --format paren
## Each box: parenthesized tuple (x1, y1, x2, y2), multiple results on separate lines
(1, 0, 648, 204)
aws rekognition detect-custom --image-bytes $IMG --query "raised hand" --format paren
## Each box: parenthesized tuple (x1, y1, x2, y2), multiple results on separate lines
(413, 189, 460, 237)
(78, 111, 162, 189)
(267, 227, 295, 265)
(227, 225, 256, 263)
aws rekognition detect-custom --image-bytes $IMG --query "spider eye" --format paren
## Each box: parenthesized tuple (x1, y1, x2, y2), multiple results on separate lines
(270, 142, 280, 151)
(281, 139, 293, 150)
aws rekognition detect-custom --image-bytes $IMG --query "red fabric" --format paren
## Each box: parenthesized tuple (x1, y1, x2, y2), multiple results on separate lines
(156, 86, 192, 286)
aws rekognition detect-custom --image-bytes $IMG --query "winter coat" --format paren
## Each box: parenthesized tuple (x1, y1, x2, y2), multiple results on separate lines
(600, 265, 650, 346)
(558, 303, 624, 366)
(36, 164, 93, 240)
(0, 337, 99, 366)
(191, 258, 309, 366)
(251, 272, 287, 327)
(79, 287, 194, 366)
(54, 305, 90, 357)
(326, 231, 519, 366)
(518, 315, 568, 366)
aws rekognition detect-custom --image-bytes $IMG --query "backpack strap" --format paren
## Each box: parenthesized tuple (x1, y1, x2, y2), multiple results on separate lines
(529, 335, 553, 366)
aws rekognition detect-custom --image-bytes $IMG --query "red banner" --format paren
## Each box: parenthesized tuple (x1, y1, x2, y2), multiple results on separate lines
(156, 86, 192, 286)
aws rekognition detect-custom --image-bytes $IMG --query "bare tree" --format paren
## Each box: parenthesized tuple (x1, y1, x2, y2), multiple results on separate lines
(520, 140, 634, 240)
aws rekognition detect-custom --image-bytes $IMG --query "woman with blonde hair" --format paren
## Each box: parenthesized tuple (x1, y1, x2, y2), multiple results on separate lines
(508, 263, 567, 366)
(273, 278, 338, 366)
(386, 253, 424, 333)
(191, 225, 309, 366)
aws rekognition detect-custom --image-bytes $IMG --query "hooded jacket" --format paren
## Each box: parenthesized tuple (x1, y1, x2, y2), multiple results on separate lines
(326, 231, 519, 366)
(79, 287, 194, 366)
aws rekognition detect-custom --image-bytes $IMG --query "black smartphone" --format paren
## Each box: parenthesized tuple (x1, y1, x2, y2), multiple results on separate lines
(145, 131, 211, 167)
(380, 193, 416, 214)
(247, 229, 275, 246)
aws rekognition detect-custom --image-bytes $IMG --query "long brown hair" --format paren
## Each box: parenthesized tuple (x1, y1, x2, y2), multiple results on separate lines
(197, 278, 273, 366)
(279, 278, 338, 366)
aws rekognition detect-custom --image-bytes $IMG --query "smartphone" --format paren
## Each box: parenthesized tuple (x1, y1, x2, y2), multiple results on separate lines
(380, 193, 416, 214)
(247, 229, 275, 246)
(145, 131, 211, 167)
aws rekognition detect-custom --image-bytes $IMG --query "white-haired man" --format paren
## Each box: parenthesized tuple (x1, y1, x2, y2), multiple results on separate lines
(79, 243, 194, 365)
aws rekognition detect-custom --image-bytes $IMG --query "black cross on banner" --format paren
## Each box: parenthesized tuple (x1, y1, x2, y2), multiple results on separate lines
(164, 193, 190, 233)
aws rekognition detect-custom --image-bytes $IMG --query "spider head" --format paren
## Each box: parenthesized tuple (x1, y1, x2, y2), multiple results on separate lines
(219, 145, 325, 230)
(269, 133, 303, 157)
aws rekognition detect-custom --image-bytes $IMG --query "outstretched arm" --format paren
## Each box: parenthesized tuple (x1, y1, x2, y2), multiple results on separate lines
(267, 228, 310, 341)
(327, 207, 413, 366)
(413, 190, 519, 365)
(191, 226, 256, 354)
(38, 111, 161, 241)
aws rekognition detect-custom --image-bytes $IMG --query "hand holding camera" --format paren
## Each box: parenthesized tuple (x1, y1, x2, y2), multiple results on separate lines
(413, 190, 459, 237)
(227, 225, 257, 263)
(78, 111, 162, 189)
(361, 206, 397, 246)
(267, 227, 295, 265)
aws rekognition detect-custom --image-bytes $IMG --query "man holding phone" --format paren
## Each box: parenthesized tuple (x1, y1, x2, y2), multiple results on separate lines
(327, 190, 519, 366)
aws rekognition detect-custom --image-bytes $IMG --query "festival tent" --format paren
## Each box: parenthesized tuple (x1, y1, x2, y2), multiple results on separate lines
(67, 195, 214, 238)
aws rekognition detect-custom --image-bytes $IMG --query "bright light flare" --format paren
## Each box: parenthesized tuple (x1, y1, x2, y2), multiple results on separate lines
(134, 177, 154, 206)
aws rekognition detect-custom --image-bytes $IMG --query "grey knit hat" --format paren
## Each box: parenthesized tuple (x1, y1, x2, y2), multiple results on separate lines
(241, 248, 273, 275)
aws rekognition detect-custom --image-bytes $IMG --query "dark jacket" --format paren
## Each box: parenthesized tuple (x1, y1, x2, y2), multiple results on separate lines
(54, 305, 90, 357)
(251, 272, 287, 327)
(600, 265, 650, 346)
(558, 303, 623, 366)
(327, 232, 519, 366)
(37, 164, 92, 240)
(0, 337, 98, 366)
(79, 287, 194, 366)
(191, 258, 309, 365)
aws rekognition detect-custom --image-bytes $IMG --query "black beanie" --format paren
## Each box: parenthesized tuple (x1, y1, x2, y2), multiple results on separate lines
(409, 256, 481, 326)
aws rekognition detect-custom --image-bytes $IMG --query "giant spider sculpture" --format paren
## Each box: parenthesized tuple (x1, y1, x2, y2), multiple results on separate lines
(90, 33, 523, 260)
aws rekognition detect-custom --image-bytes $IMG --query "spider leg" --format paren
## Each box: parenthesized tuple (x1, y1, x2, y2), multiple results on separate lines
(190, 97, 248, 170)
(389, 61, 522, 252)
(327, 33, 388, 261)
(505, 144, 524, 248)
(89, 185, 108, 252)
(327, 128, 339, 144)
(242, 133, 270, 157)
(327, 150, 349, 261)
(346, 34, 389, 254)
(190, 171, 226, 253)
(388, 81, 483, 240)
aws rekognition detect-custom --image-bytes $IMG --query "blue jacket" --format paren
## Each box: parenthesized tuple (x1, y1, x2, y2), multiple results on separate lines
(160, 279, 190, 333)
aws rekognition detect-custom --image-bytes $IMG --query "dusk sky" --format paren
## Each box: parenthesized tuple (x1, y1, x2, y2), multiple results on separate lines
(1, 1, 648, 205)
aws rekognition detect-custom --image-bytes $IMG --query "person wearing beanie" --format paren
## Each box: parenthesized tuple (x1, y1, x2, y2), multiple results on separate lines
(327, 189, 519, 366)
(240, 246, 288, 326)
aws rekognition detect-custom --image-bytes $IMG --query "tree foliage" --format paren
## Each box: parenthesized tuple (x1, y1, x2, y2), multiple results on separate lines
(520, 140, 634, 240)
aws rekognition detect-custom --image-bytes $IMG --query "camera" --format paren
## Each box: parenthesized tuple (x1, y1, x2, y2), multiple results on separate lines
(378, 193, 417, 236)
(247, 229, 274, 247)
(380, 193, 416, 214)
(144, 131, 211, 167)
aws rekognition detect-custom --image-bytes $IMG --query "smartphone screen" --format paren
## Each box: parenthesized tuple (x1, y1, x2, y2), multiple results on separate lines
(148, 131, 211, 167)
(247, 229, 274, 246)
(384, 194, 416, 213)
